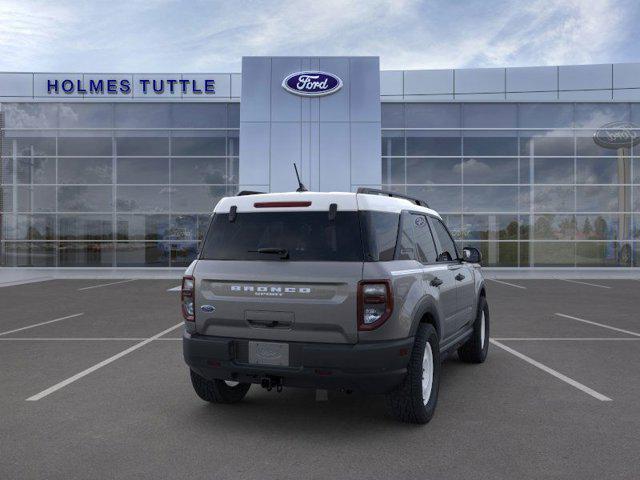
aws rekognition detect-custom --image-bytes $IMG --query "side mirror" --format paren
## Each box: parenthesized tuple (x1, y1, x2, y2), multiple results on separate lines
(462, 247, 482, 264)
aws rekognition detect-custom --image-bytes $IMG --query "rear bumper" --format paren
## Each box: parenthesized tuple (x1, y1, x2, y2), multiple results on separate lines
(183, 332, 414, 394)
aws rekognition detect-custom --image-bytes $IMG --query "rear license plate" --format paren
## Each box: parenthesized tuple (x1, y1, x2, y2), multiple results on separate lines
(248, 341, 289, 366)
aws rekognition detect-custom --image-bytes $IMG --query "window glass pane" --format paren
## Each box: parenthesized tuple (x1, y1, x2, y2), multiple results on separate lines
(463, 157, 517, 184)
(463, 186, 518, 212)
(59, 104, 112, 128)
(116, 136, 168, 156)
(533, 186, 574, 212)
(463, 241, 518, 267)
(441, 214, 462, 239)
(519, 134, 574, 156)
(576, 242, 631, 267)
(17, 185, 56, 212)
(576, 185, 628, 212)
(228, 158, 239, 185)
(576, 157, 629, 184)
(227, 130, 239, 157)
(397, 213, 416, 261)
(518, 104, 573, 128)
(2, 242, 56, 267)
(58, 186, 113, 212)
(464, 104, 517, 128)
(228, 103, 240, 127)
(463, 135, 518, 156)
(382, 158, 405, 184)
(519, 215, 530, 239)
(634, 158, 640, 183)
(197, 214, 211, 240)
(3, 136, 56, 156)
(1, 157, 12, 183)
(58, 158, 112, 184)
(381, 103, 404, 128)
(59, 214, 113, 240)
(429, 217, 458, 261)
(171, 242, 199, 267)
(574, 103, 630, 128)
(2, 104, 58, 128)
(532, 242, 575, 266)
(407, 186, 461, 213)
(407, 131, 460, 156)
(117, 158, 169, 184)
(576, 135, 625, 156)
(360, 211, 399, 261)
(381, 130, 404, 156)
(15, 214, 55, 240)
(171, 134, 226, 156)
(406, 104, 460, 128)
(116, 214, 169, 240)
(171, 185, 225, 212)
(169, 215, 198, 241)
(116, 186, 170, 212)
(59, 242, 114, 267)
(58, 137, 112, 156)
(576, 214, 630, 241)
(1, 186, 13, 211)
(115, 242, 170, 267)
(16, 157, 56, 184)
(533, 214, 576, 240)
(534, 158, 574, 184)
(413, 214, 437, 263)
(171, 158, 227, 184)
(406, 158, 461, 184)
(114, 104, 170, 128)
(171, 104, 227, 128)
(461, 214, 519, 240)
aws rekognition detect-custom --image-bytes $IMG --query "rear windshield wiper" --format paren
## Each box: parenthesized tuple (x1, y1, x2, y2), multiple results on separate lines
(248, 247, 290, 260)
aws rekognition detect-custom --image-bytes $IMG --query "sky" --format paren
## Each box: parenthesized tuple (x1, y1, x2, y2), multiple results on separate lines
(0, 0, 638, 73)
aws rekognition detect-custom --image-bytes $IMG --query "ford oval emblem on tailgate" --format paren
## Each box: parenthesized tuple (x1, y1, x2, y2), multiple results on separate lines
(200, 304, 215, 312)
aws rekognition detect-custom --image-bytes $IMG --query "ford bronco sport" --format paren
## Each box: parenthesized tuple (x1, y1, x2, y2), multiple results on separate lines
(182, 188, 489, 424)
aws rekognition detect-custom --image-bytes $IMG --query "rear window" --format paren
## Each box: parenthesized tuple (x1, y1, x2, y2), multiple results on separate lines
(200, 211, 364, 261)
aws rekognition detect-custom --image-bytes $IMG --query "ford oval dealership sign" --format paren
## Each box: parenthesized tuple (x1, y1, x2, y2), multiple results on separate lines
(282, 71, 343, 97)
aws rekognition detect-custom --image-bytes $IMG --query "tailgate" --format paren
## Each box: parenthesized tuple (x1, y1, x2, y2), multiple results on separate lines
(193, 260, 363, 344)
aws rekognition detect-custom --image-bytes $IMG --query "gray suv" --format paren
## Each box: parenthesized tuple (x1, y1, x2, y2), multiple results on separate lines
(182, 188, 489, 424)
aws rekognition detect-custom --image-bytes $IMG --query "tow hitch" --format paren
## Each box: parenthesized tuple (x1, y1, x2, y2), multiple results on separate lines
(260, 376, 283, 392)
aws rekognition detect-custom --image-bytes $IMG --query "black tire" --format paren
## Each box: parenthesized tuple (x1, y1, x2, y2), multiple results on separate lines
(386, 323, 440, 424)
(458, 296, 489, 364)
(190, 370, 251, 404)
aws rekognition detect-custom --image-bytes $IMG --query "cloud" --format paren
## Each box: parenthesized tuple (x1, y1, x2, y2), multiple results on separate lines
(0, 0, 637, 72)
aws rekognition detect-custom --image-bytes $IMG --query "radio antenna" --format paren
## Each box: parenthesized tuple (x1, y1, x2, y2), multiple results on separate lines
(293, 163, 308, 192)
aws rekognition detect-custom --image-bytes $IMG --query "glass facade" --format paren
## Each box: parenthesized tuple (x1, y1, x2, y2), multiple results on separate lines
(0, 102, 239, 267)
(382, 103, 640, 267)
(1, 100, 639, 268)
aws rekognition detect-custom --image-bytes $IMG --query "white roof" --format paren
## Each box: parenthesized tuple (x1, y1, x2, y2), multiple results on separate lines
(213, 191, 441, 218)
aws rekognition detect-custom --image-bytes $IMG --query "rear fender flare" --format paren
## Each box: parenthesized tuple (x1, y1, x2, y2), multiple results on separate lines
(409, 296, 442, 340)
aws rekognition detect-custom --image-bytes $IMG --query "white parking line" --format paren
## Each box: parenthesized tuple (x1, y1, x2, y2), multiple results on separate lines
(26, 322, 183, 401)
(490, 339, 612, 402)
(493, 337, 640, 341)
(487, 279, 527, 290)
(167, 286, 182, 292)
(559, 279, 611, 289)
(0, 313, 84, 337)
(555, 313, 640, 337)
(78, 279, 137, 291)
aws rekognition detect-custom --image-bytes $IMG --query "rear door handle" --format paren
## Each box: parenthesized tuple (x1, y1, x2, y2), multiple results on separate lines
(430, 277, 443, 287)
(455, 273, 465, 281)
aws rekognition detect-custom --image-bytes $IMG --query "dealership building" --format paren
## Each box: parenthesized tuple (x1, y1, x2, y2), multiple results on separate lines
(1, 56, 639, 269)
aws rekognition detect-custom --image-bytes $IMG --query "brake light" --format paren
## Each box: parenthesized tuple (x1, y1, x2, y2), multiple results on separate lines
(181, 275, 195, 321)
(254, 201, 312, 208)
(357, 280, 393, 331)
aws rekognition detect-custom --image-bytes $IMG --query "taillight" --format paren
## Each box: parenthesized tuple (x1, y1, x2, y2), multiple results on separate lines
(181, 275, 195, 321)
(357, 280, 393, 331)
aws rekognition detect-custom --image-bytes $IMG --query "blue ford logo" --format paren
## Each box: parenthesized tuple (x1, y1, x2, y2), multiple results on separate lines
(282, 71, 343, 97)
(200, 305, 215, 312)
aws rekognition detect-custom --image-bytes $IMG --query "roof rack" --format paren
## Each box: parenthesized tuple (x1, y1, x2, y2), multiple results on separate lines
(237, 190, 265, 196)
(356, 187, 429, 208)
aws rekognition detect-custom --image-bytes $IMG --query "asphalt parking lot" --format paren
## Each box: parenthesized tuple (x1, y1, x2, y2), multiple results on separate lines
(1, 278, 639, 479)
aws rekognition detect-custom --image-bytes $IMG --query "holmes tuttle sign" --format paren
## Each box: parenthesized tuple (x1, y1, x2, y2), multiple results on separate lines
(282, 71, 342, 97)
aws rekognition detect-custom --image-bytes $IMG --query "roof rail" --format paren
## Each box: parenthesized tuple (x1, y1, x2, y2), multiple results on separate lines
(356, 187, 429, 208)
(236, 190, 265, 196)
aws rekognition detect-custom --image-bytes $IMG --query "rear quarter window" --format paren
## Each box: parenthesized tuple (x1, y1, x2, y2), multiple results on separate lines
(360, 211, 400, 261)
